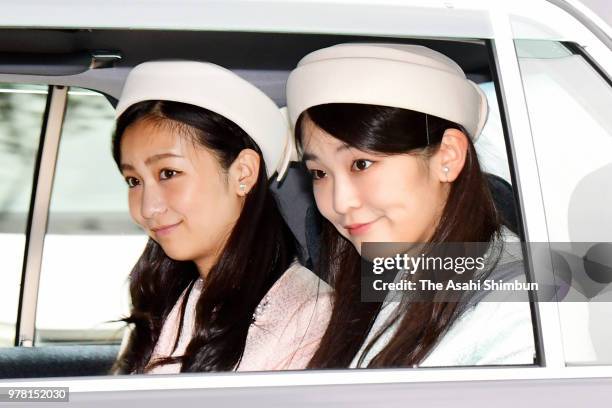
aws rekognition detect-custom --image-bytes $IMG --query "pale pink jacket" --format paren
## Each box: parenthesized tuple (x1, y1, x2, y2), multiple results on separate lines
(144, 261, 332, 373)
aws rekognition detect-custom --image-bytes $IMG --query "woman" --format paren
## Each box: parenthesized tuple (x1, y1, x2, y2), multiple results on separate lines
(284, 43, 535, 368)
(111, 61, 331, 374)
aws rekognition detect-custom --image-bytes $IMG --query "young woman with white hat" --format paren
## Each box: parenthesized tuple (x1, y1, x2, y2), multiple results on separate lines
(285, 43, 535, 368)
(111, 61, 331, 374)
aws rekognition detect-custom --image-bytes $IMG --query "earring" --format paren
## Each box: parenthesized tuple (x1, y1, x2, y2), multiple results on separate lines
(239, 183, 247, 192)
(443, 166, 450, 182)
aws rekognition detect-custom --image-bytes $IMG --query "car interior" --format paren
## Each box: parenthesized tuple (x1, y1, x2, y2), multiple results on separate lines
(0, 28, 521, 379)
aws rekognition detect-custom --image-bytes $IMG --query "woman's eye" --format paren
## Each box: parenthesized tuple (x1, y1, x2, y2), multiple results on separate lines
(125, 177, 139, 188)
(309, 169, 327, 180)
(160, 169, 179, 180)
(352, 159, 373, 171)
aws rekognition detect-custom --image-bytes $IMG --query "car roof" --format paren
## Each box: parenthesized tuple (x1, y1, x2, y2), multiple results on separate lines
(1, 0, 608, 40)
(0, 0, 609, 101)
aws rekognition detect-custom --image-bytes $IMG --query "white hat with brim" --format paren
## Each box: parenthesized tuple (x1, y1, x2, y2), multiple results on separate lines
(116, 60, 292, 181)
(286, 43, 488, 146)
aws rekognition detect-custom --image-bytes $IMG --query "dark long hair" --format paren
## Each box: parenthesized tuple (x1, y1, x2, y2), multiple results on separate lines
(111, 100, 298, 374)
(296, 103, 501, 368)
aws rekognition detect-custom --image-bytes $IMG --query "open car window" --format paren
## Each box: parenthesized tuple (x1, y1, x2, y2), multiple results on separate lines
(0, 30, 541, 381)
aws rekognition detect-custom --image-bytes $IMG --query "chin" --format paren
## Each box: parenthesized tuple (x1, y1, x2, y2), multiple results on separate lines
(160, 247, 193, 262)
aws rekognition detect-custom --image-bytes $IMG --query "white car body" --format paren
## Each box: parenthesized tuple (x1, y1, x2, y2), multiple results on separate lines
(0, 0, 611, 406)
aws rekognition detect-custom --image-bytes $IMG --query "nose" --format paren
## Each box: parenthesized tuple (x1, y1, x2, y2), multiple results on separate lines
(332, 176, 361, 215)
(140, 182, 167, 220)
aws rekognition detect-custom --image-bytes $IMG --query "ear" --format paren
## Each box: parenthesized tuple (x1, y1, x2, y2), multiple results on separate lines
(431, 128, 469, 183)
(228, 148, 261, 196)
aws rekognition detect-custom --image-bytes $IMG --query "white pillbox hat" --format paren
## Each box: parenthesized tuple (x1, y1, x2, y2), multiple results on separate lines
(116, 61, 292, 180)
(286, 43, 488, 143)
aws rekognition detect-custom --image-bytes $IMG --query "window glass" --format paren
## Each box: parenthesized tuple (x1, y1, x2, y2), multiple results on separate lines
(0, 83, 47, 347)
(36, 88, 146, 346)
(476, 81, 513, 184)
(516, 39, 612, 365)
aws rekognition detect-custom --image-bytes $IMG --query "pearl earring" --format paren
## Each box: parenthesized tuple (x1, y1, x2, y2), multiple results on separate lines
(443, 166, 450, 182)
(239, 183, 246, 192)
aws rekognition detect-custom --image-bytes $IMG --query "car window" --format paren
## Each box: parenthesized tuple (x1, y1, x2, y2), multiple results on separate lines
(515, 39, 612, 365)
(0, 34, 538, 380)
(0, 83, 47, 347)
(476, 81, 513, 184)
(35, 87, 146, 346)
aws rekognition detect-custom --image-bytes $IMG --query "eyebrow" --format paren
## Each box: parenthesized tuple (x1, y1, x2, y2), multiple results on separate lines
(120, 153, 184, 172)
(302, 143, 352, 163)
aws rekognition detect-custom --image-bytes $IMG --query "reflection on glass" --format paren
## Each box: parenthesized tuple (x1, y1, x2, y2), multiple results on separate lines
(36, 88, 146, 346)
(0, 83, 47, 347)
(516, 39, 612, 365)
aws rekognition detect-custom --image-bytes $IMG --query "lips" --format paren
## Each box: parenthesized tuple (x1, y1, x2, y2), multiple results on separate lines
(344, 219, 377, 236)
(151, 221, 182, 237)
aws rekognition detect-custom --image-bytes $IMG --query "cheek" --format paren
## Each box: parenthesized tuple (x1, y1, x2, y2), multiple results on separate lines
(356, 172, 389, 201)
(391, 168, 444, 232)
(371, 161, 432, 215)
(186, 174, 238, 225)
(165, 180, 195, 213)
(167, 171, 223, 217)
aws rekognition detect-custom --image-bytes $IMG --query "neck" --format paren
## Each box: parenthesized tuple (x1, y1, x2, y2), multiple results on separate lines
(194, 256, 215, 280)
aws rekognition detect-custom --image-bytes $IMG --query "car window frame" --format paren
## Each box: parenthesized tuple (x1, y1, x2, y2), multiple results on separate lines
(14, 85, 68, 347)
(2, 36, 545, 381)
